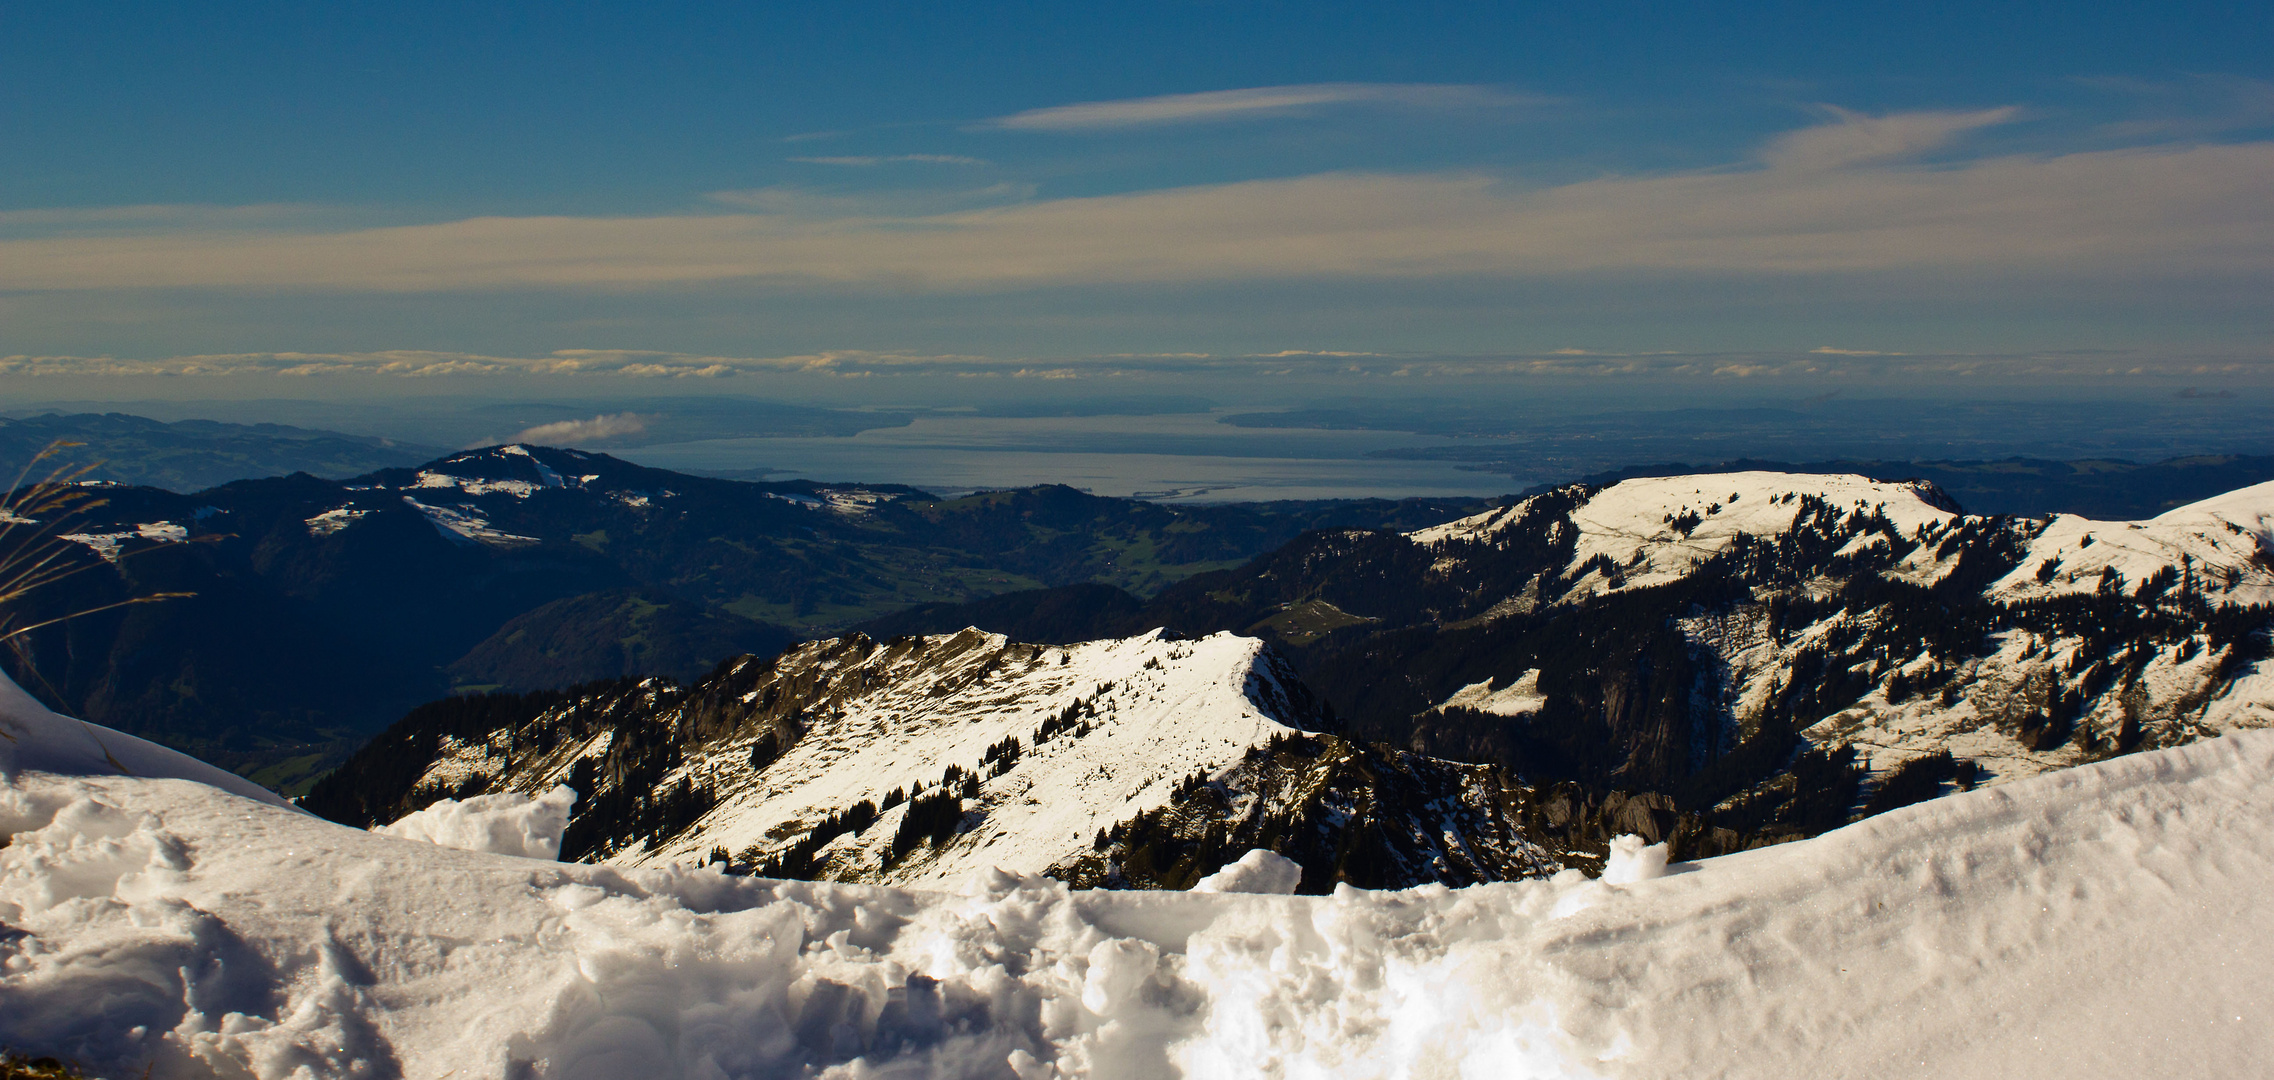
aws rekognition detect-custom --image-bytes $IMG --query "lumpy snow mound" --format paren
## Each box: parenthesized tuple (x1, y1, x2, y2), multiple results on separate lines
(373, 784, 576, 859)
(7, 678, 2274, 1078)
(1187, 849, 1302, 894)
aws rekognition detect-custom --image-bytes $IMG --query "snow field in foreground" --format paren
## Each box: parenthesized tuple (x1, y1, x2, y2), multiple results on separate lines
(5, 722, 2274, 1078)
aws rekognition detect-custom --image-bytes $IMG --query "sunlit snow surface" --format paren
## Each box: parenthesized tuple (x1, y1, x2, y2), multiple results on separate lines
(4, 673, 2273, 1078)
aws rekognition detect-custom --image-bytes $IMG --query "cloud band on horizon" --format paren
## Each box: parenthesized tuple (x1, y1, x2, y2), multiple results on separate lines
(1, 109, 2265, 299)
(4, 347, 2265, 384)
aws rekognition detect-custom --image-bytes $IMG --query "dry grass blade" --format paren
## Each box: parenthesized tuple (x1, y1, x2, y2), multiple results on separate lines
(0, 440, 110, 633)
(0, 441, 197, 774)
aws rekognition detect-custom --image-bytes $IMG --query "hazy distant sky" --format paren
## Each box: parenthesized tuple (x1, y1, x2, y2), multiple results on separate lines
(3, 1, 2270, 400)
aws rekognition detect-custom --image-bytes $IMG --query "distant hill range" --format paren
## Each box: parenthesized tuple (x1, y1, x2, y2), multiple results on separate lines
(0, 443, 1486, 790)
(1, 411, 442, 491)
(308, 469, 2274, 892)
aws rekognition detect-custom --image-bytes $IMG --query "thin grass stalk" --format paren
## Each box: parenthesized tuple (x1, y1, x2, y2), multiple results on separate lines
(0, 441, 198, 774)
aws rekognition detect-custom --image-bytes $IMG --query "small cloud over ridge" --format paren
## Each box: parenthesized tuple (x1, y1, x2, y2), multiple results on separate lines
(507, 412, 650, 446)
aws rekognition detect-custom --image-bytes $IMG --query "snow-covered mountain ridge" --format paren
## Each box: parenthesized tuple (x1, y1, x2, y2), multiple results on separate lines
(308, 626, 1626, 890)
(1421, 473, 2274, 781)
(1092, 470, 2274, 842)
(1411, 470, 2274, 608)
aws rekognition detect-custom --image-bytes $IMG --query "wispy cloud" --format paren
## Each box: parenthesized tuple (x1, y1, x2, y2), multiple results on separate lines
(701, 182, 1032, 216)
(0, 349, 997, 379)
(788, 154, 989, 166)
(984, 82, 1537, 131)
(2, 111, 2267, 293)
(1760, 106, 2019, 171)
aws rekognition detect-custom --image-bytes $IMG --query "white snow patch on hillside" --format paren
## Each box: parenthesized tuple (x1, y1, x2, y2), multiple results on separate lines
(302, 506, 371, 537)
(413, 469, 545, 498)
(373, 785, 576, 860)
(56, 521, 191, 562)
(400, 495, 538, 545)
(1437, 669, 1546, 716)
(7, 672, 2274, 1078)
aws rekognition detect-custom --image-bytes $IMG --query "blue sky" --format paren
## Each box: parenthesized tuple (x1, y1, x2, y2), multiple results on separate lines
(3, 1, 2270, 400)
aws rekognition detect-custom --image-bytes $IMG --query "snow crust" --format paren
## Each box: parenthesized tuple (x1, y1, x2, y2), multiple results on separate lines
(7, 718, 2274, 1077)
(372, 785, 577, 860)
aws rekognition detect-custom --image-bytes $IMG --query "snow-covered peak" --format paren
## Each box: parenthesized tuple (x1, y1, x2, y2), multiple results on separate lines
(403, 445, 591, 499)
(1989, 479, 2274, 606)
(1412, 471, 1966, 599)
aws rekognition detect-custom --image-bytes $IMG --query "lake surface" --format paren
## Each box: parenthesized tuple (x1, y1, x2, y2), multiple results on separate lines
(619, 412, 1519, 502)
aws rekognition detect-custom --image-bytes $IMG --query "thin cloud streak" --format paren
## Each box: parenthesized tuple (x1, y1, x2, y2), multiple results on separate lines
(1760, 106, 2019, 170)
(984, 82, 1540, 130)
(5, 348, 2267, 384)
(2, 112, 2269, 293)
(788, 154, 989, 166)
